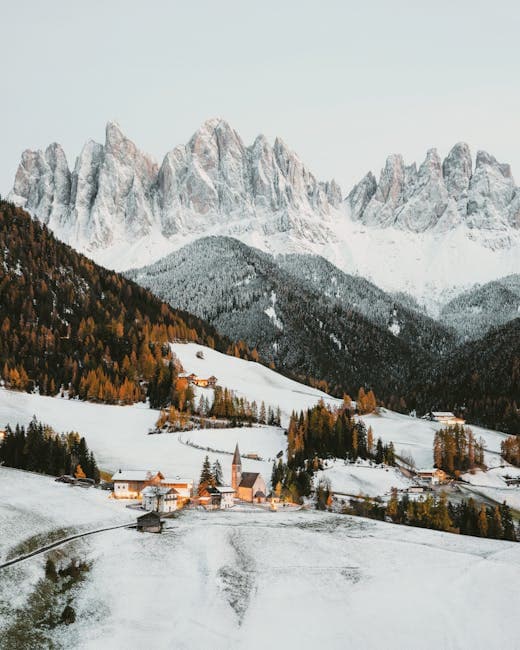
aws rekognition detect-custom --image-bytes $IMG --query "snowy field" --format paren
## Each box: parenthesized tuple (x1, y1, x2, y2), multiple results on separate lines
(1, 467, 519, 650)
(317, 459, 412, 497)
(0, 387, 280, 485)
(1, 345, 517, 504)
(363, 408, 511, 469)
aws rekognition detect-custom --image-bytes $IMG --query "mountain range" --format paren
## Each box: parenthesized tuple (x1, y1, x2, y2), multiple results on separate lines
(9, 120, 520, 309)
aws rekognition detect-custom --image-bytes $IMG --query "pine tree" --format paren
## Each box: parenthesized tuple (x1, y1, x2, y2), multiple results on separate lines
(212, 459, 224, 486)
(259, 401, 267, 424)
(198, 455, 214, 494)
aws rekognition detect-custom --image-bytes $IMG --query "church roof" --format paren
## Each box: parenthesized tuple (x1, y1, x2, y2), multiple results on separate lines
(232, 443, 241, 466)
(239, 472, 261, 488)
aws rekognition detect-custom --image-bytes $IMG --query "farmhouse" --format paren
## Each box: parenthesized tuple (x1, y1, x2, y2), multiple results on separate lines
(427, 411, 466, 426)
(416, 468, 447, 485)
(232, 443, 267, 503)
(178, 373, 218, 388)
(111, 469, 163, 499)
(141, 486, 178, 513)
(112, 470, 194, 502)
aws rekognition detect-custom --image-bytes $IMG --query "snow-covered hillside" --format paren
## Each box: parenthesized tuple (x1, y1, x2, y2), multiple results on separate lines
(363, 408, 511, 469)
(1, 337, 517, 505)
(9, 120, 520, 311)
(1, 467, 519, 650)
(171, 342, 341, 425)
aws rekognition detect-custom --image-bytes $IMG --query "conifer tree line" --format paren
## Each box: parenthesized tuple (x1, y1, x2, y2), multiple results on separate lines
(287, 400, 395, 469)
(343, 489, 517, 541)
(204, 386, 281, 427)
(0, 200, 260, 407)
(501, 435, 520, 466)
(197, 455, 224, 494)
(433, 424, 485, 475)
(0, 417, 100, 481)
(270, 458, 313, 503)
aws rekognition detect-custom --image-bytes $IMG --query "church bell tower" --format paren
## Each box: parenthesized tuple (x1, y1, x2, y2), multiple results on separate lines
(231, 443, 242, 490)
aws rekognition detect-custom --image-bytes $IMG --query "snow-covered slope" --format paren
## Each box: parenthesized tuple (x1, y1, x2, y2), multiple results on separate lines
(363, 408, 511, 470)
(1, 467, 519, 650)
(171, 342, 342, 425)
(9, 121, 520, 310)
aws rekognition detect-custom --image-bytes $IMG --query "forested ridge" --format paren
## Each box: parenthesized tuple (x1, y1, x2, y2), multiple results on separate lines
(414, 319, 520, 434)
(128, 236, 452, 404)
(0, 200, 257, 405)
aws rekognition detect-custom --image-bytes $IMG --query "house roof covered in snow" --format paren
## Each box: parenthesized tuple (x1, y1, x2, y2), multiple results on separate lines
(141, 486, 178, 497)
(112, 470, 163, 482)
(215, 486, 235, 493)
(161, 477, 193, 485)
(431, 411, 455, 417)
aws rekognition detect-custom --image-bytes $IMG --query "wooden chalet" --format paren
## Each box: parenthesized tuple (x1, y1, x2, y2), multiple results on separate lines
(427, 412, 466, 426)
(136, 511, 163, 533)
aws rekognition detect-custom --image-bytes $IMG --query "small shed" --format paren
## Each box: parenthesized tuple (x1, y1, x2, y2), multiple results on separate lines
(136, 511, 163, 534)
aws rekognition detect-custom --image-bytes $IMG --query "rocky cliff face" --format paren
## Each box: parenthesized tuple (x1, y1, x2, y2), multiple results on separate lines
(10, 119, 341, 251)
(9, 122, 520, 304)
(346, 142, 520, 245)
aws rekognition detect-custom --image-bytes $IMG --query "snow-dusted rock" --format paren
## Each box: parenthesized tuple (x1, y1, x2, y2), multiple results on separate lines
(345, 142, 520, 243)
(9, 119, 341, 252)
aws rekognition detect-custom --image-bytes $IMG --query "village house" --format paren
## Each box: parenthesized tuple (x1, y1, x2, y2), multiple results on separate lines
(232, 443, 267, 503)
(215, 485, 236, 508)
(111, 470, 194, 502)
(198, 485, 236, 509)
(178, 373, 217, 389)
(427, 411, 466, 426)
(416, 468, 447, 486)
(160, 476, 194, 502)
(141, 485, 178, 513)
(111, 470, 163, 499)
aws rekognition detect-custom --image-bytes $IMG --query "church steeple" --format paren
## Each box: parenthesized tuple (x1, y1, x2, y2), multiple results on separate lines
(231, 443, 242, 490)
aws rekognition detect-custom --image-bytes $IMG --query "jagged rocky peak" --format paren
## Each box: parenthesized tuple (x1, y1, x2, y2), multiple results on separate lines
(9, 118, 341, 252)
(442, 142, 472, 202)
(346, 142, 520, 237)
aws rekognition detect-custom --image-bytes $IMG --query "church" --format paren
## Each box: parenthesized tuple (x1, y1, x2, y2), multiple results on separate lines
(231, 443, 266, 503)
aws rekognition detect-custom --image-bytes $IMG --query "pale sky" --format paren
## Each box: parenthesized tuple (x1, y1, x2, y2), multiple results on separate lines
(2, 0, 519, 195)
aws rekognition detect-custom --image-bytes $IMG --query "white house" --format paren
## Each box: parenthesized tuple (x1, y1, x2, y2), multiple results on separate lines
(141, 486, 178, 513)
(161, 476, 194, 500)
(215, 486, 235, 509)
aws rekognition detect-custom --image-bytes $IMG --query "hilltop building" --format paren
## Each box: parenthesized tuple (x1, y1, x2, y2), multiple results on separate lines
(426, 412, 466, 426)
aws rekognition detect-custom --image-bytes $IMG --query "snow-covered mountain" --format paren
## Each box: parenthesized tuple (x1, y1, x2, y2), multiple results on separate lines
(9, 120, 520, 310)
(346, 144, 520, 245)
(9, 119, 341, 257)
